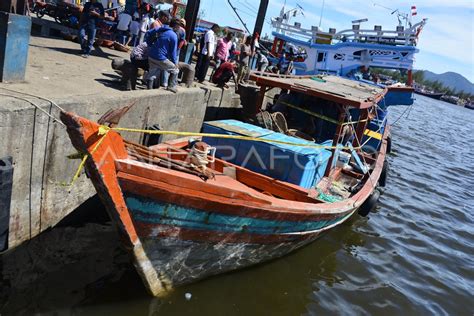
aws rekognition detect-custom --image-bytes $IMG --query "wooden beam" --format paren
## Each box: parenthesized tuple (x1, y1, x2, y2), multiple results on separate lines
(255, 84, 266, 114)
(184, 0, 200, 42)
(353, 109, 369, 149)
(324, 110, 346, 177)
(252, 0, 269, 52)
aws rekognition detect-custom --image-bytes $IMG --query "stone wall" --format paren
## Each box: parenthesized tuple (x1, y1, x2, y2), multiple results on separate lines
(0, 86, 240, 249)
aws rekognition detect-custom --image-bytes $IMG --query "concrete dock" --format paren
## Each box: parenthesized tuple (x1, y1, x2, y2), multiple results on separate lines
(0, 35, 241, 250)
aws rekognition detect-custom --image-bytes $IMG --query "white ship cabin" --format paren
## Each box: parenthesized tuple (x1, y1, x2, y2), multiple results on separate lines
(270, 17, 427, 78)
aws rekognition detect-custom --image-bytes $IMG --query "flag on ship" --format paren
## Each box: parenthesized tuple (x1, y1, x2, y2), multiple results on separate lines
(411, 5, 417, 16)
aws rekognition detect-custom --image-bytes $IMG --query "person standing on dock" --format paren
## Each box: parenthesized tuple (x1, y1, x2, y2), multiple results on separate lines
(214, 32, 234, 72)
(256, 49, 269, 72)
(177, 19, 187, 61)
(78, 0, 104, 58)
(116, 11, 132, 45)
(127, 14, 141, 47)
(138, 13, 150, 44)
(146, 18, 181, 93)
(237, 36, 253, 84)
(196, 24, 220, 83)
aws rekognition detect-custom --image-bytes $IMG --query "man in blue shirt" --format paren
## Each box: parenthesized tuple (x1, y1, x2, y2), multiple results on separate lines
(78, 0, 104, 57)
(146, 18, 180, 93)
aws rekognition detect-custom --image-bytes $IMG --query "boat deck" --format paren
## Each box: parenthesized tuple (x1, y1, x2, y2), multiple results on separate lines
(251, 73, 386, 108)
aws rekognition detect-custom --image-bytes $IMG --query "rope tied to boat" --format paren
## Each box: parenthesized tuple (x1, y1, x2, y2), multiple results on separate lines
(108, 126, 361, 150)
(62, 127, 111, 187)
(186, 141, 216, 180)
(64, 124, 382, 188)
(263, 95, 371, 126)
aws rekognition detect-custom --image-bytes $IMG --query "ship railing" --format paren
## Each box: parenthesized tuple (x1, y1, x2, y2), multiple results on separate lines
(334, 28, 417, 46)
(272, 18, 317, 43)
(272, 19, 427, 47)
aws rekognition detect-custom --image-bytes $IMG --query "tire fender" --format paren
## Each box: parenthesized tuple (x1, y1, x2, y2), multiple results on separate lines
(358, 189, 381, 217)
(379, 159, 389, 187)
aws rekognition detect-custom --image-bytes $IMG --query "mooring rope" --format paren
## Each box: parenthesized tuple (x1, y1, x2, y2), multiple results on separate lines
(65, 122, 388, 187)
(0, 87, 66, 112)
(263, 95, 370, 126)
(0, 93, 66, 126)
(63, 127, 111, 186)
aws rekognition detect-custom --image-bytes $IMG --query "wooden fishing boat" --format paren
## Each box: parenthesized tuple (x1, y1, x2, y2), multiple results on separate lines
(60, 74, 388, 296)
(414, 88, 444, 100)
(464, 101, 474, 110)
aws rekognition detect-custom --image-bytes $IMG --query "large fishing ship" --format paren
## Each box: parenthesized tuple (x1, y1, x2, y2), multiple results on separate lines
(268, 4, 427, 107)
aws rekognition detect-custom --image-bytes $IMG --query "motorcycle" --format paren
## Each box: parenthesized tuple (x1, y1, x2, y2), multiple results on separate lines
(31, 1, 49, 18)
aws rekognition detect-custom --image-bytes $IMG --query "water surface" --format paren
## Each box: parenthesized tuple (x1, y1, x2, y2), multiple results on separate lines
(1, 96, 473, 315)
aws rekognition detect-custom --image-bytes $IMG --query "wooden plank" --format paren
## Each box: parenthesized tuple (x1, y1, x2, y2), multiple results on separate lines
(251, 73, 386, 109)
(324, 109, 345, 177)
(115, 159, 273, 205)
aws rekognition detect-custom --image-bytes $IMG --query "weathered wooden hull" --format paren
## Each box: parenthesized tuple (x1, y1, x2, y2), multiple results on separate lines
(123, 191, 355, 287)
(137, 234, 317, 288)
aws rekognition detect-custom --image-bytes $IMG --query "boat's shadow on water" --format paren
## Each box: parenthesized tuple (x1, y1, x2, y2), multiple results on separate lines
(0, 222, 131, 315)
(0, 199, 368, 315)
(0, 196, 138, 315)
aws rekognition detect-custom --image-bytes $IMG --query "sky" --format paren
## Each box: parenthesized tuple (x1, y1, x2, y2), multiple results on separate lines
(194, 0, 474, 82)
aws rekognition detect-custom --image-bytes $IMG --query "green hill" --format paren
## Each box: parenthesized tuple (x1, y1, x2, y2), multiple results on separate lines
(415, 70, 474, 94)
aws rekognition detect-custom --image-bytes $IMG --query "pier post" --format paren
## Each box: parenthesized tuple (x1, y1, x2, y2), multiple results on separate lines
(407, 69, 413, 86)
(184, 0, 200, 42)
(252, 0, 269, 50)
(0, 2, 31, 82)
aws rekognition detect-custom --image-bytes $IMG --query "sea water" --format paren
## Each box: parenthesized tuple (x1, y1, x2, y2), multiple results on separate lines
(1, 96, 473, 315)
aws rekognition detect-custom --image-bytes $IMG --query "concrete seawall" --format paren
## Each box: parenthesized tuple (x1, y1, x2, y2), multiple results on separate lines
(0, 86, 240, 249)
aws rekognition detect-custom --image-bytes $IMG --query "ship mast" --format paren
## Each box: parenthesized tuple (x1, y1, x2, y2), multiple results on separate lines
(373, 3, 412, 28)
(318, 0, 325, 28)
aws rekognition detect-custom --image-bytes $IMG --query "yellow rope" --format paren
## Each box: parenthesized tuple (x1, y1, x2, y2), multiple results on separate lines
(65, 123, 385, 188)
(63, 129, 110, 187)
(109, 126, 358, 150)
(264, 96, 369, 126)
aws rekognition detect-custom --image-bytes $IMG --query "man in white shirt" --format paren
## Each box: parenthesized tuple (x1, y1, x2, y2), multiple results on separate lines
(196, 24, 219, 83)
(138, 13, 150, 44)
(116, 12, 132, 45)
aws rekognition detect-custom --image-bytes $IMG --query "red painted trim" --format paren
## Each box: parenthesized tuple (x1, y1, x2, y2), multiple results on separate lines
(60, 113, 138, 246)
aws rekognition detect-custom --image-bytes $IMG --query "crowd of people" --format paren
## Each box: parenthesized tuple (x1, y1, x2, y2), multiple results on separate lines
(195, 25, 265, 89)
(77, 2, 282, 92)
